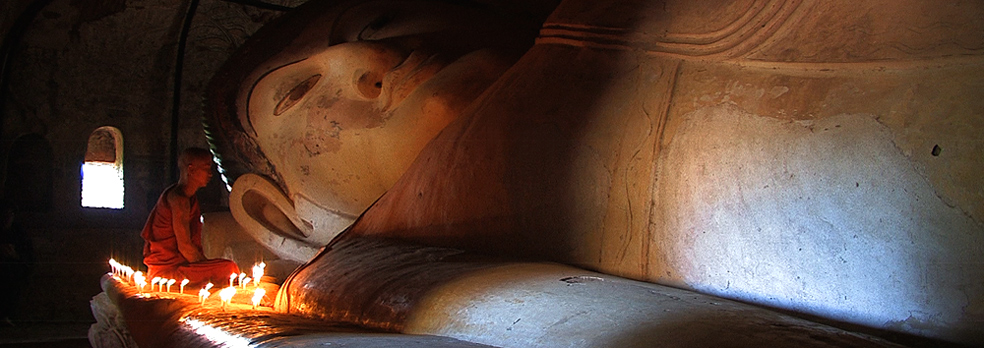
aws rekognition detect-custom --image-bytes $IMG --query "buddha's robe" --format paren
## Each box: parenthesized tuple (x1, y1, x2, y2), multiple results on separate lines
(141, 185, 239, 285)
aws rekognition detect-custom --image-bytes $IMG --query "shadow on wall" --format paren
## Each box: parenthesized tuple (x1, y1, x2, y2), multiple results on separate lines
(4, 133, 53, 212)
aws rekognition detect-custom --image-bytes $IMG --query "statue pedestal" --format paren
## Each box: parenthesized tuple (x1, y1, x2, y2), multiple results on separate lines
(96, 238, 914, 348)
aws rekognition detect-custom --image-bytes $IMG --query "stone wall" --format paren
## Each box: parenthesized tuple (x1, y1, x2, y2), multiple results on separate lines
(0, 0, 303, 323)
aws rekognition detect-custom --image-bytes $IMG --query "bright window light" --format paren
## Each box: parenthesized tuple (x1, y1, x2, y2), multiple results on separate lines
(81, 161, 124, 209)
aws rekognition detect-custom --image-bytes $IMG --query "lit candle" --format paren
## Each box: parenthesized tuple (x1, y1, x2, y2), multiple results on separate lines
(199, 288, 211, 305)
(134, 272, 146, 292)
(109, 259, 118, 277)
(219, 286, 236, 310)
(166, 279, 176, 293)
(151, 277, 161, 291)
(251, 288, 266, 309)
(240, 277, 251, 290)
(180, 279, 189, 293)
(159, 278, 168, 292)
(124, 267, 134, 284)
(238, 272, 246, 287)
(251, 263, 265, 287)
(229, 273, 236, 288)
(205, 282, 214, 291)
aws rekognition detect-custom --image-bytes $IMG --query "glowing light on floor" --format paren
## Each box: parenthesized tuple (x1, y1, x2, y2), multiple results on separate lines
(81, 161, 124, 209)
(182, 318, 253, 348)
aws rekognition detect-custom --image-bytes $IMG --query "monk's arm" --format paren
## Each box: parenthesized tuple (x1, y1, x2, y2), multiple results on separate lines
(167, 191, 206, 263)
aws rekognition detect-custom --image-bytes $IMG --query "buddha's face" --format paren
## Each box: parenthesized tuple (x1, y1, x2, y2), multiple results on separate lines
(236, 0, 532, 245)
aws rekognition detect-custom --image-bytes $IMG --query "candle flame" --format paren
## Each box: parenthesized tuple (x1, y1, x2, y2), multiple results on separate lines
(134, 272, 146, 292)
(252, 263, 265, 287)
(229, 273, 236, 288)
(251, 288, 266, 309)
(180, 279, 189, 293)
(219, 287, 236, 309)
(199, 288, 211, 305)
(109, 259, 120, 277)
(205, 282, 214, 291)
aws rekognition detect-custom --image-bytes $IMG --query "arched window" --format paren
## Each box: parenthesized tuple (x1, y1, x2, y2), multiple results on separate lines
(81, 126, 124, 209)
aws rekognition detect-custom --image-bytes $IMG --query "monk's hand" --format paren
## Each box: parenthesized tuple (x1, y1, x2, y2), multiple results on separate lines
(185, 251, 205, 263)
(168, 190, 207, 264)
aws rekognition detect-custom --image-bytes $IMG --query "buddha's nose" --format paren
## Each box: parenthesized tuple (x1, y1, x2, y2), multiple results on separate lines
(316, 42, 409, 100)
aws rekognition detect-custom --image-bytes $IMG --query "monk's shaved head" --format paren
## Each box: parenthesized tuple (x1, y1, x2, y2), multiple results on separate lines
(178, 147, 213, 170)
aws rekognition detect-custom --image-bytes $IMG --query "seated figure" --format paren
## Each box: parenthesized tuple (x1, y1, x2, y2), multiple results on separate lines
(141, 148, 240, 285)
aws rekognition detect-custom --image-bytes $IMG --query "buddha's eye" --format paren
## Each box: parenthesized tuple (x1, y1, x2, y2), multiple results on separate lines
(274, 74, 321, 116)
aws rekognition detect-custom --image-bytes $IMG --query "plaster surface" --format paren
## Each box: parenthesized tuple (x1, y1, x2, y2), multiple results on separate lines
(653, 105, 983, 340)
(276, 238, 908, 348)
(187, 0, 984, 345)
(336, 0, 984, 344)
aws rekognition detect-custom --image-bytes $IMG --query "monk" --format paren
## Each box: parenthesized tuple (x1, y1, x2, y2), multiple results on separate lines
(140, 147, 239, 285)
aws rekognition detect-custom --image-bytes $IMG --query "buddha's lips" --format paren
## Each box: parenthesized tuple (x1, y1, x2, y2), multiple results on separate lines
(381, 50, 448, 110)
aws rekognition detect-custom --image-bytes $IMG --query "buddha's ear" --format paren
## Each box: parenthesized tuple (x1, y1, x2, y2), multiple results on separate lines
(229, 173, 319, 263)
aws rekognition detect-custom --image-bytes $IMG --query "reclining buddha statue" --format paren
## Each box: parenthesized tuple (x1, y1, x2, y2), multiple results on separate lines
(97, 0, 984, 346)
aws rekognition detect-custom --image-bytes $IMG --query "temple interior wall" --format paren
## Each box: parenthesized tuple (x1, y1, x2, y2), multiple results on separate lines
(0, 0, 295, 324)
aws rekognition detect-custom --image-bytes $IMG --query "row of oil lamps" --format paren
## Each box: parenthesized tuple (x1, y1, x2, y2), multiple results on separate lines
(108, 259, 267, 309)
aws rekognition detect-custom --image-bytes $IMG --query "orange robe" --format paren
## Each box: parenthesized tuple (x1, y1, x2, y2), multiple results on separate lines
(141, 185, 239, 285)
